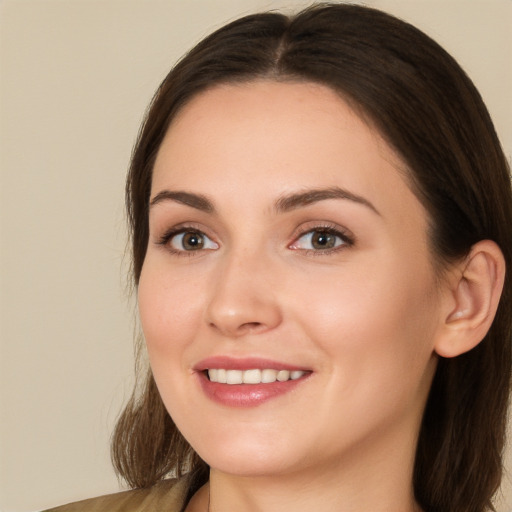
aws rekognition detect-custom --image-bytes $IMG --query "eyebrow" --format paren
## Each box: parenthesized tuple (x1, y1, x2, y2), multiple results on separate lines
(149, 186, 380, 216)
(275, 187, 380, 216)
(150, 190, 214, 213)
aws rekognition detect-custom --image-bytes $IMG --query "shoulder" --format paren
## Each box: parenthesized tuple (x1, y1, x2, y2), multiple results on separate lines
(43, 477, 189, 512)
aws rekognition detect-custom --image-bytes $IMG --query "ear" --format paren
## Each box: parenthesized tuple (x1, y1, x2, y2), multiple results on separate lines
(434, 240, 506, 358)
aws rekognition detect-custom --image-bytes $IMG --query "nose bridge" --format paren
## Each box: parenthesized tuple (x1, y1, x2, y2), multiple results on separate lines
(205, 242, 282, 337)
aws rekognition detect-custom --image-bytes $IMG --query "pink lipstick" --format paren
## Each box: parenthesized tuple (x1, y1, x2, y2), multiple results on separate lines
(194, 356, 311, 407)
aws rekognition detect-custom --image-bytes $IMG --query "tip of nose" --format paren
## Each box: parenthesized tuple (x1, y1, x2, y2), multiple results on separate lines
(206, 296, 283, 337)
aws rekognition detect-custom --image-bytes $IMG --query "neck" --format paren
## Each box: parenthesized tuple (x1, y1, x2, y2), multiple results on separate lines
(207, 471, 418, 512)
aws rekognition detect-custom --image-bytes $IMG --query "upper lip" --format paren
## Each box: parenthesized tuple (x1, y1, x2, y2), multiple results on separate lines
(194, 356, 310, 372)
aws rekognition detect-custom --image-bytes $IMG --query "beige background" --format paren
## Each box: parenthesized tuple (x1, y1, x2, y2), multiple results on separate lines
(1, 1, 511, 511)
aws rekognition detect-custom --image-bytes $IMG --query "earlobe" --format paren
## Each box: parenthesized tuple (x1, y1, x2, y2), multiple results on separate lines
(434, 240, 505, 358)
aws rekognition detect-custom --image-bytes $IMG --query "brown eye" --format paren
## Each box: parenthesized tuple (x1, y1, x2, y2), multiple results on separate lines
(289, 228, 350, 252)
(311, 231, 337, 249)
(181, 231, 204, 250)
(168, 230, 218, 252)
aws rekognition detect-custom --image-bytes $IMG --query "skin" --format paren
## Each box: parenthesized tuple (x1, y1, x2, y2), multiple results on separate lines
(138, 81, 451, 512)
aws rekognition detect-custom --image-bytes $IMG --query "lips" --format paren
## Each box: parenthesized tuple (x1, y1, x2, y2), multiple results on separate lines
(195, 356, 308, 372)
(194, 357, 312, 407)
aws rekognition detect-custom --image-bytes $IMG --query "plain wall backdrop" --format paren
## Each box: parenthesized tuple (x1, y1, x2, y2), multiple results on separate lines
(1, 1, 511, 511)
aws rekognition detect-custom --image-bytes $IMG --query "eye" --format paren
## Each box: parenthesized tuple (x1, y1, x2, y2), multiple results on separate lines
(290, 228, 350, 251)
(166, 230, 218, 252)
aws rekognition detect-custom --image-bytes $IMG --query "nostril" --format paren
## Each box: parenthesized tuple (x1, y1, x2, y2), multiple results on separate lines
(206, 296, 283, 337)
(240, 322, 264, 333)
(208, 321, 263, 334)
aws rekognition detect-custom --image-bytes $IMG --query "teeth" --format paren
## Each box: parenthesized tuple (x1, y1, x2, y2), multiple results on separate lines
(207, 369, 306, 384)
(262, 369, 278, 383)
(226, 370, 243, 384)
(277, 370, 290, 382)
(217, 369, 227, 384)
(243, 369, 261, 384)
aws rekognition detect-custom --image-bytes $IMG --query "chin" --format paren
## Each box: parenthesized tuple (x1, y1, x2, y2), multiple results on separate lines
(190, 432, 300, 477)
(206, 454, 293, 478)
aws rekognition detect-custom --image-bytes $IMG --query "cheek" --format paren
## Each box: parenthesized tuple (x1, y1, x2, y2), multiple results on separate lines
(137, 259, 204, 358)
(137, 261, 207, 420)
(291, 257, 439, 375)
(292, 264, 439, 436)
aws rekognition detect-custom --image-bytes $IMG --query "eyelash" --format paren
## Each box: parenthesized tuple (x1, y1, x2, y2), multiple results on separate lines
(156, 223, 355, 257)
(156, 225, 217, 257)
(290, 224, 355, 255)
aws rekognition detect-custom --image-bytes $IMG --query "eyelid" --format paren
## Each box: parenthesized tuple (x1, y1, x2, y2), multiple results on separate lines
(155, 223, 219, 255)
(171, 231, 218, 251)
(288, 223, 355, 252)
(152, 221, 354, 256)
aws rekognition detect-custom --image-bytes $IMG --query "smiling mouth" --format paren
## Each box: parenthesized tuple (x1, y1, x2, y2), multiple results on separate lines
(206, 368, 308, 384)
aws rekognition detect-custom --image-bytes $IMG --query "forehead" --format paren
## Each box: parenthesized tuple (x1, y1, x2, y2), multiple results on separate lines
(161, 81, 380, 149)
(151, 80, 423, 226)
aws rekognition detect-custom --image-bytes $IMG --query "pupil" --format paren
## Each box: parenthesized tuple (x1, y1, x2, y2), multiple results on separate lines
(183, 232, 204, 250)
(312, 231, 334, 249)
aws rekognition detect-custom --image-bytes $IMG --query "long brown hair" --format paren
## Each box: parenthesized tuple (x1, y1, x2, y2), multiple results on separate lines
(112, 4, 512, 511)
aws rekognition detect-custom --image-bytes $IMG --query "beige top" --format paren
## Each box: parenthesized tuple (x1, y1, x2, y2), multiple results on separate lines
(43, 477, 189, 512)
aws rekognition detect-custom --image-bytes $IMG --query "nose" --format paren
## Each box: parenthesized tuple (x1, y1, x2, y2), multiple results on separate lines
(205, 250, 283, 338)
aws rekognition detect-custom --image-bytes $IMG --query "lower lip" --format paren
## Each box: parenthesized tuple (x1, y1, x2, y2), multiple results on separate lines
(197, 372, 310, 407)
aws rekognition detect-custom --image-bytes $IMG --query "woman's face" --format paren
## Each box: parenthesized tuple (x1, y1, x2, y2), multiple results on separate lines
(138, 81, 444, 478)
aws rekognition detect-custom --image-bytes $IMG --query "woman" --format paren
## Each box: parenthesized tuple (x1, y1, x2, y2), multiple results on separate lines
(47, 3, 511, 512)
